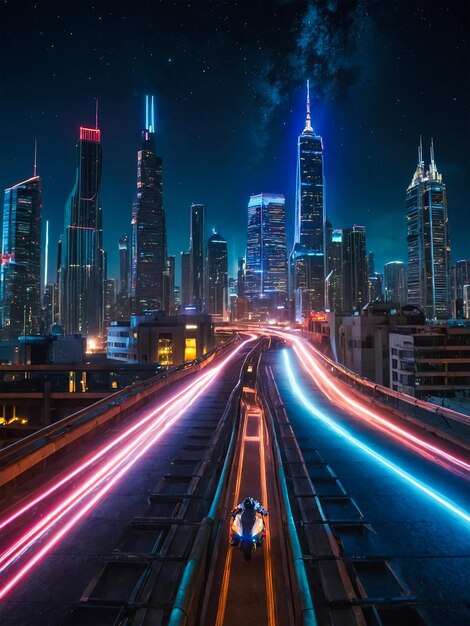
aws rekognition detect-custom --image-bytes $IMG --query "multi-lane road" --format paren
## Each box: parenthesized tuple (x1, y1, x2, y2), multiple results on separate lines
(0, 331, 468, 626)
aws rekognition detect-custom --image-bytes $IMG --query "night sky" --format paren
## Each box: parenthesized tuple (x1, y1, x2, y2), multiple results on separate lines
(1, 1, 469, 282)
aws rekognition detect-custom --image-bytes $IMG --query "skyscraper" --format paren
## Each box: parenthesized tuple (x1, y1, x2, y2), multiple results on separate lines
(60, 118, 104, 336)
(245, 193, 287, 312)
(342, 225, 368, 314)
(131, 95, 166, 314)
(163, 255, 175, 314)
(384, 261, 406, 305)
(237, 257, 245, 298)
(190, 203, 205, 310)
(180, 251, 191, 309)
(291, 80, 325, 321)
(453, 259, 470, 318)
(206, 231, 228, 318)
(325, 224, 343, 312)
(116, 235, 129, 319)
(406, 139, 451, 320)
(0, 168, 42, 340)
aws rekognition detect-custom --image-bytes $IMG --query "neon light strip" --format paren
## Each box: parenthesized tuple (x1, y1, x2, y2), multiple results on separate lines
(283, 350, 470, 525)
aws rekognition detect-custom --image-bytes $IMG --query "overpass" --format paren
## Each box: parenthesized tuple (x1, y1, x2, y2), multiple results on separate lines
(0, 331, 469, 626)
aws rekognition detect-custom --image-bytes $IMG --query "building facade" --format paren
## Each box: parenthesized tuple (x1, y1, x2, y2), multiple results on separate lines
(325, 225, 343, 312)
(60, 124, 104, 337)
(245, 193, 287, 318)
(1, 175, 42, 340)
(389, 321, 470, 399)
(342, 225, 368, 314)
(190, 203, 205, 310)
(206, 232, 228, 319)
(384, 261, 406, 305)
(130, 96, 167, 314)
(406, 139, 451, 320)
(291, 81, 325, 321)
(453, 259, 470, 319)
(107, 313, 214, 366)
(116, 235, 130, 319)
(180, 251, 191, 309)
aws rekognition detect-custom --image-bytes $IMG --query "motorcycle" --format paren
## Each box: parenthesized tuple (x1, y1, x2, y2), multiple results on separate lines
(231, 509, 265, 561)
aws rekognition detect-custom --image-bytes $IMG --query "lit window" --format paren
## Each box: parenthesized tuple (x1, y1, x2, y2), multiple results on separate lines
(158, 335, 173, 366)
(185, 337, 197, 361)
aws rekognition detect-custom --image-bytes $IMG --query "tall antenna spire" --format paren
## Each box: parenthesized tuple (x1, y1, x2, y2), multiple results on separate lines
(304, 79, 313, 132)
(145, 95, 149, 131)
(33, 139, 37, 177)
(95, 98, 99, 129)
(430, 137, 435, 164)
(418, 134, 423, 165)
(151, 95, 155, 133)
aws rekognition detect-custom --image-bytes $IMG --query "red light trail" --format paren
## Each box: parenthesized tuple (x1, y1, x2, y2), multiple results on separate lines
(270, 330, 470, 478)
(0, 337, 255, 600)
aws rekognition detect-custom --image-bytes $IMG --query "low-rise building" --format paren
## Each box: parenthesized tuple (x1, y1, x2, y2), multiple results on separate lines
(328, 303, 425, 386)
(107, 313, 214, 366)
(389, 320, 470, 399)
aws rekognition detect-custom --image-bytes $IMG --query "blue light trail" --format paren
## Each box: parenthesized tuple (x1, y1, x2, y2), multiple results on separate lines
(283, 350, 470, 526)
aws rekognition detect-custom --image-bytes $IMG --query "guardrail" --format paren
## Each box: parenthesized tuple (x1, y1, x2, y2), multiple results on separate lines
(303, 337, 470, 449)
(0, 335, 239, 494)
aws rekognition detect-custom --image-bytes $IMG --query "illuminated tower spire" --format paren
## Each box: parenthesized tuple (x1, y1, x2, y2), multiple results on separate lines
(304, 79, 313, 133)
(410, 135, 425, 187)
(145, 94, 155, 134)
(429, 137, 439, 181)
(33, 139, 37, 177)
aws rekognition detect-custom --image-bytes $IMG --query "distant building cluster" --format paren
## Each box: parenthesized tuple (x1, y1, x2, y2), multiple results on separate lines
(1, 86, 469, 380)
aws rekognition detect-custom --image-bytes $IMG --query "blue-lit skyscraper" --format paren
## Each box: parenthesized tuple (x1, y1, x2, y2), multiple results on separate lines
(0, 171, 42, 340)
(406, 139, 451, 320)
(245, 193, 287, 317)
(291, 81, 325, 321)
(131, 95, 167, 314)
(61, 122, 104, 336)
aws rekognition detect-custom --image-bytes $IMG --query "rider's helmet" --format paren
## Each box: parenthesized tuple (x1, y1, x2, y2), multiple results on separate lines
(244, 497, 255, 509)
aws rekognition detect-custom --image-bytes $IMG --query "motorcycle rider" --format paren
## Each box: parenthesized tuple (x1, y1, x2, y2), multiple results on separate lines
(230, 497, 269, 546)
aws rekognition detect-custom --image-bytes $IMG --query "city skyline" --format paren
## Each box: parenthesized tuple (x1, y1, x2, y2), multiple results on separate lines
(1, 1, 468, 283)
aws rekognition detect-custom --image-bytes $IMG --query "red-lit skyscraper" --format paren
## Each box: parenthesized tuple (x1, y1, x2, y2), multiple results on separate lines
(60, 120, 104, 337)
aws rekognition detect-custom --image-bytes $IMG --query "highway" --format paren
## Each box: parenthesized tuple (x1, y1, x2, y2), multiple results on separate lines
(0, 331, 469, 626)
